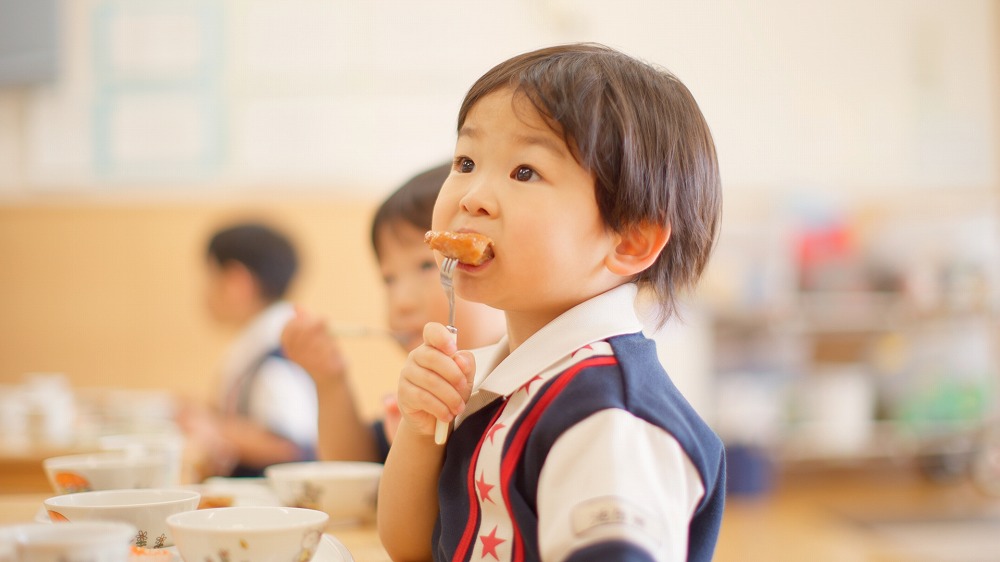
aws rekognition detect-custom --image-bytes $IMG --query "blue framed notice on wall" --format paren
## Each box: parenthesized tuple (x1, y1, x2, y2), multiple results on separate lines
(91, 0, 224, 181)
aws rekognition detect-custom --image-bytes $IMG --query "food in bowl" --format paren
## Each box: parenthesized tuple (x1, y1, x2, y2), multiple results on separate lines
(43, 488, 200, 548)
(42, 452, 172, 494)
(129, 545, 174, 562)
(167, 507, 328, 562)
(265, 461, 383, 524)
(424, 231, 495, 265)
(180, 477, 280, 509)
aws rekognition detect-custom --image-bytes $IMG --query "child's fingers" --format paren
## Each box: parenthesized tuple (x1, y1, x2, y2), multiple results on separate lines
(404, 349, 469, 416)
(452, 350, 477, 397)
(422, 322, 458, 356)
(398, 372, 461, 424)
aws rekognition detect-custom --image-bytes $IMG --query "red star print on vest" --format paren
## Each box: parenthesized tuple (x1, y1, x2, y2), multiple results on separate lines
(476, 472, 495, 504)
(480, 525, 505, 560)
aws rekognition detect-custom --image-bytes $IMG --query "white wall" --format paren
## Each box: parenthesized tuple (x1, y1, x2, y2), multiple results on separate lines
(0, 0, 996, 198)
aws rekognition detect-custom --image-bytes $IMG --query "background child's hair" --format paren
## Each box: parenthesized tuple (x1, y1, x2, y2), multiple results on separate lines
(207, 222, 298, 301)
(370, 162, 452, 260)
(457, 43, 722, 322)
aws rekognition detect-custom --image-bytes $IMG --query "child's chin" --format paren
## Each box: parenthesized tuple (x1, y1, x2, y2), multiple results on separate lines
(394, 332, 422, 352)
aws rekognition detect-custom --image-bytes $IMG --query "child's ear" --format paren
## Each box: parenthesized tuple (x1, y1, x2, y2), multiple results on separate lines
(605, 222, 671, 277)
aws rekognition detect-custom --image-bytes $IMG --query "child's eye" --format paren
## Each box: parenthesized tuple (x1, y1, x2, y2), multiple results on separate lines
(419, 259, 436, 272)
(512, 165, 538, 182)
(382, 274, 396, 286)
(454, 157, 475, 174)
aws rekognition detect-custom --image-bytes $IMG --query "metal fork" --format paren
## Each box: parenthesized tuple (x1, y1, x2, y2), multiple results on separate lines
(435, 257, 458, 444)
(440, 257, 458, 334)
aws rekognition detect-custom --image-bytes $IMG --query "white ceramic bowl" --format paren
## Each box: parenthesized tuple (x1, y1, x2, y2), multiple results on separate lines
(265, 462, 383, 524)
(167, 507, 328, 562)
(42, 452, 172, 494)
(98, 431, 186, 487)
(0, 521, 137, 562)
(43, 488, 200, 548)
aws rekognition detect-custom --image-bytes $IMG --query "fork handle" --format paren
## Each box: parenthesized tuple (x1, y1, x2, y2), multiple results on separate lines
(434, 325, 459, 445)
(434, 419, 450, 445)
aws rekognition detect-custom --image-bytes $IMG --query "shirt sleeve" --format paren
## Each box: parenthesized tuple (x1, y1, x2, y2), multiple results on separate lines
(248, 357, 319, 448)
(536, 409, 705, 562)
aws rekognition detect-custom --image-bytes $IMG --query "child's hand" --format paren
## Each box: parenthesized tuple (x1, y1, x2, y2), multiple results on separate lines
(396, 322, 476, 438)
(381, 394, 401, 444)
(281, 306, 349, 384)
(174, 399, 237, 477)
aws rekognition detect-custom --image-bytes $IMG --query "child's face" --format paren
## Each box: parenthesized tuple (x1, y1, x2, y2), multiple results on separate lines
(202, 258, 256, 327)
(375, 221, 452, 353)
(433, 88, 621, 336)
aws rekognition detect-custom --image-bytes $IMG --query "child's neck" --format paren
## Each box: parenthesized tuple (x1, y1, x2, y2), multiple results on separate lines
(503, 310, 558, 353)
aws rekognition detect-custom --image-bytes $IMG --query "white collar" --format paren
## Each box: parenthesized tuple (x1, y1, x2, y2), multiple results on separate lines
(220, 301, 295, 384)
(472, 284, 643, 398)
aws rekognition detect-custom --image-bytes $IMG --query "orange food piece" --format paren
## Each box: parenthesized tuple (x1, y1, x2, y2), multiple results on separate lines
(129, 546, 172, 561)
(424, 231, 494, 265)
(197, 495, 234, 509)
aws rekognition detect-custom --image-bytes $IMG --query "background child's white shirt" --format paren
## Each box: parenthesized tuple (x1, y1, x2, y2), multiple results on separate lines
(217, 301, 318, 446)
(249, 356, 318, 446)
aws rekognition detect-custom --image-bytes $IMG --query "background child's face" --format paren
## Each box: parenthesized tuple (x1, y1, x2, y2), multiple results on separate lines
(375, 221, 451, 352)
(376, 220, 507, 352)
(434, 88, 619, 329)
(202, 258, 259, 327)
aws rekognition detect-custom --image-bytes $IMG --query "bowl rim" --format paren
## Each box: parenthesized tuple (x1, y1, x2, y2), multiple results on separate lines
(264, 460, 384, 477)
(166, 506, 329, 531)
(42, 451, 167, 468)
(43, 488, 201, 509)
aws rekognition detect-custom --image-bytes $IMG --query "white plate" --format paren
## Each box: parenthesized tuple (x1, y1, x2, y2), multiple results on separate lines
(316, 534, 354, 562)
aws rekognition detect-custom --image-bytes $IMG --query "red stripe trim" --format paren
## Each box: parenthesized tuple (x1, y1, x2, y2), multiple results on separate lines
(499, 356, 619, 562)
(452, 402, 508, 562)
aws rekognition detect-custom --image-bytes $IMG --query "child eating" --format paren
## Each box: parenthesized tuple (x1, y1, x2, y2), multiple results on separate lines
(377, 43, 726, 562)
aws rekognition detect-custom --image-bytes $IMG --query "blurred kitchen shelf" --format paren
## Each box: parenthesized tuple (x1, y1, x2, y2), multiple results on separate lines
(716, 291, 996, 335)
(778, 421, 920, 465)
(776, 419, 996, 483)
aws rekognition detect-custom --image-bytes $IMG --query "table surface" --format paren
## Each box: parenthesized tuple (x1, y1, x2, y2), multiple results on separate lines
(2, 463, 998, 562)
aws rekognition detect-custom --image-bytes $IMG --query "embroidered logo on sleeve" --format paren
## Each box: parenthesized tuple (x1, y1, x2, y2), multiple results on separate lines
(570, 496, 660, 542)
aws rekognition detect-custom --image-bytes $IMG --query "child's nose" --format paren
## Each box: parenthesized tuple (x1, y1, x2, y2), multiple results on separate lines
(459, 175, 497, 217)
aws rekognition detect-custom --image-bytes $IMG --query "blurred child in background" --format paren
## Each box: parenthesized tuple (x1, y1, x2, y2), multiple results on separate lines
(178, 222, 318, 479)
(281, 163, 505, 462)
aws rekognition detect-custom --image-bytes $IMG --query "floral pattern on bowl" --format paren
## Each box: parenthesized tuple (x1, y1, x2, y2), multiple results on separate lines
(53, 471, 91, 493)
(197, 529, 322, 562)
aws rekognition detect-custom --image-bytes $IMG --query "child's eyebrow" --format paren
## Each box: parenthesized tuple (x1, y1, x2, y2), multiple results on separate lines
(458, 125, 569, 159)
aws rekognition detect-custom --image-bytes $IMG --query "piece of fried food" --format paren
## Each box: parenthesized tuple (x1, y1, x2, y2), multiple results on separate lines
(424, 231, 495, 265)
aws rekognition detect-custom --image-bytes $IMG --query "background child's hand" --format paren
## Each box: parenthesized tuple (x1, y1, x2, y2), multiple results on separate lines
(174, 399, 237, 478)
(281, 306, 349, 384)
(396, 322, 476, 438)
(382, 394, 401, 444)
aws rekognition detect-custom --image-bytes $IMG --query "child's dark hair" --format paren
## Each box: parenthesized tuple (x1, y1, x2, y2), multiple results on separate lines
(458, 43, 722, 322)
(207, 222, 298, 301)
(370, 162, 451, 260)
